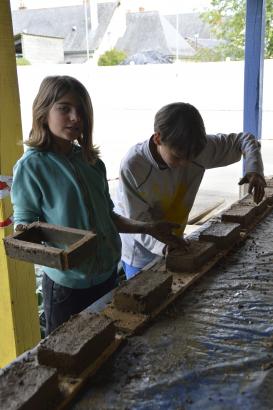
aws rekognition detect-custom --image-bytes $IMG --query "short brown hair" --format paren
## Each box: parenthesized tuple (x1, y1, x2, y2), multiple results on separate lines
(154, 102, 207, 159)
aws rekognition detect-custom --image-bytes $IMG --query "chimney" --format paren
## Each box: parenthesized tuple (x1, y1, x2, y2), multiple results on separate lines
(89, 0, 98, 31)
(19, 0, 27, 9)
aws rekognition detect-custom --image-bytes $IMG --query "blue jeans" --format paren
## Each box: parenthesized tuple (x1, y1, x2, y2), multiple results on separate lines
(42, 270, 118, 335)
(122, 261, 141, 280)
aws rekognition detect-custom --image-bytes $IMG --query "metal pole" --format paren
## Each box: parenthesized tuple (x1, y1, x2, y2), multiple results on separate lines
(83, 0, 90, 60)
(243, 0, 266, 140)
(89, 0, 98, 32)
(175, 13, 179, 62)
(242, 0, 266, 182)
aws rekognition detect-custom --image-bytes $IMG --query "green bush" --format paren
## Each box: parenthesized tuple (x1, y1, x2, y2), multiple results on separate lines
(191, 47, 224, 62)
(98, 48, 127, 66)
(16, 57, 30, 65)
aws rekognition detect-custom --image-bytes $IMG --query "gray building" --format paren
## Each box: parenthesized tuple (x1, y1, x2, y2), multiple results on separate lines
(115, 10, 195, 60)
(15, 33, 64, 64)
(12, 2, 118, 63)
(165, 12, 212, 39)
(12, 5, 219, 65)
(165, 13, 222, 50)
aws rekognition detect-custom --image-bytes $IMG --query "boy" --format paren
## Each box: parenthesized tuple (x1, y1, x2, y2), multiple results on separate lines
(115, 102, 266, 279)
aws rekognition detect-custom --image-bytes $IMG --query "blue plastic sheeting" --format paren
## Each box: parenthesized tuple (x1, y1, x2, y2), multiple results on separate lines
(73, 211, 273, 410)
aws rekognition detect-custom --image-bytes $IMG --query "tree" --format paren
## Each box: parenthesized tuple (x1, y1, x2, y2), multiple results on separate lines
(98, 48, 127, 66)
(16, 57, 30, 65)
(201, 0, 273, 60)
(192, 47, 224, 62)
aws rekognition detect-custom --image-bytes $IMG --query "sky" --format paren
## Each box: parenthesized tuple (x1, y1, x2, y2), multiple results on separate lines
(10, 0, 212, 14)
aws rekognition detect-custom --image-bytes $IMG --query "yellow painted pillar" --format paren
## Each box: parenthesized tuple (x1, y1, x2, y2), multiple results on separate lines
(0, 0, 40, 367)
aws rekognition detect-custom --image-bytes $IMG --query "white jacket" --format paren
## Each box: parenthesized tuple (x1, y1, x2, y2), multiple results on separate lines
(115, 133, 264, 268)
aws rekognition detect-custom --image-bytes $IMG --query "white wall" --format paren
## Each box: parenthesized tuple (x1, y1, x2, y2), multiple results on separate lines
(22, 35, 64, 64)
(17, 60, 273, 194)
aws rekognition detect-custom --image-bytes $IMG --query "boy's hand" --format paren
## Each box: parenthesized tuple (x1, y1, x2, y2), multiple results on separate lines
(168, 237, 190, 252)
(238, 172, 266, 204)
(145, 221, 184, 248)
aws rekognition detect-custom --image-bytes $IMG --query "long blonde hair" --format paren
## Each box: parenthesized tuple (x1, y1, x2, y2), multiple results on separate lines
(26, 75, 99, 163)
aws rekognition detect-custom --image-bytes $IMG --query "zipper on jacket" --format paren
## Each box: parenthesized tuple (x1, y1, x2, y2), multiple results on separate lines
(63, 154, 103, 274)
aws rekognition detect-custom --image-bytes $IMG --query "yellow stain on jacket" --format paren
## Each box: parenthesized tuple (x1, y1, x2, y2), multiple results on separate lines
(141, 181, 189, 236)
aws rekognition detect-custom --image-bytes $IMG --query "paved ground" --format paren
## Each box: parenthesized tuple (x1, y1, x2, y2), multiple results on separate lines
(17, 62, 273, 224)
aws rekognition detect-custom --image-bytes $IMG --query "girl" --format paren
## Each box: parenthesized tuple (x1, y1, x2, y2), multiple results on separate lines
(11, 75, 181, 335)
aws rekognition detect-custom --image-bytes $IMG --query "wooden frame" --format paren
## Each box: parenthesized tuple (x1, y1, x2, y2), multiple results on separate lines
(3, 222, 96, 270)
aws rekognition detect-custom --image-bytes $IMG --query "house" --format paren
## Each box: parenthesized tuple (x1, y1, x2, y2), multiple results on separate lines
(165, 12, 222, 50)
(12, 5, 220, 64)
(14, 32, 64, 63)
(12, 2, 118, 63)
(115, 10, 195, 60)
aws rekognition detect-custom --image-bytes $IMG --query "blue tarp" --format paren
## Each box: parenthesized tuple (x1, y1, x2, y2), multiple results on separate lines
(73, 211, 273, 410)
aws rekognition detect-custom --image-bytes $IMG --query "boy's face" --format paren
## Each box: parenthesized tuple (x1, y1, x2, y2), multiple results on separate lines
(47, 92, 83, 142)
(153, 133, 191, 169)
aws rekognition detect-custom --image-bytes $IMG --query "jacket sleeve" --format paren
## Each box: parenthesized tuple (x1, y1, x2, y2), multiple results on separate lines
(11, 159, 43, 227)
(196, 133, 264, 176)
(117, 164, 165, 256)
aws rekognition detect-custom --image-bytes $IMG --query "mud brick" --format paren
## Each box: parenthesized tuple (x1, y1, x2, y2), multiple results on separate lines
(237, 194, 269, 215)
(221, 204, 256, 228)
(199, 221, 241, 249)
(113, 270, 173, 314)
(166, 239, 216, 273)
(264, 187, 273, 205)
(265, 177, 273, 187)
(37, 312, 115, 375)
(0, 355, 59, 410)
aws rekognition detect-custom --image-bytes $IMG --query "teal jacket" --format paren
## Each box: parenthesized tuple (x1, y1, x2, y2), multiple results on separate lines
(11, 147, 121, 288)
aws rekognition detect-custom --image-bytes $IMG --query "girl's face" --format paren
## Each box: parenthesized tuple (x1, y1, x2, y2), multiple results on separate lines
(47, 92, 83, 142)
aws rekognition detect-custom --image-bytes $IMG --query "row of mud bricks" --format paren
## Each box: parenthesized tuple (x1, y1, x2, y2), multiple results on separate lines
(1, 178, 273, 410)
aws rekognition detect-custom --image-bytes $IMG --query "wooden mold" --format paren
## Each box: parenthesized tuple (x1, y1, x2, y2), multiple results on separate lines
(3, 222, 96, 270)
